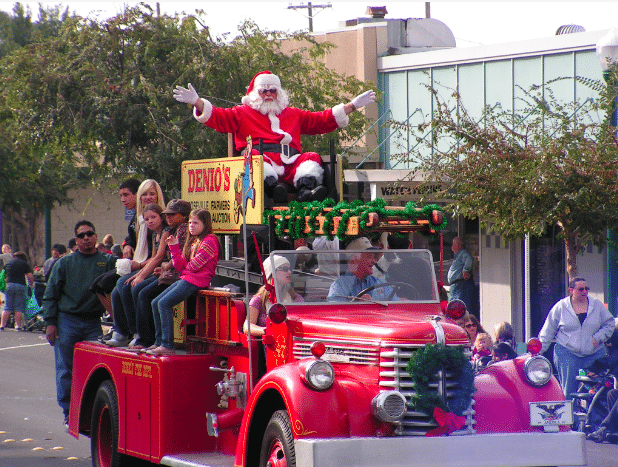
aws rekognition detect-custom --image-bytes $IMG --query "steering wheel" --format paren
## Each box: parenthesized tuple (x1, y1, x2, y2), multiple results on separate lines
(355, 281, 419, 301)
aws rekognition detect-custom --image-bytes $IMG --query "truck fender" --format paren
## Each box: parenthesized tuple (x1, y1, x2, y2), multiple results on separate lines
(235, 360, 377, 467)
(473, 357, 565, 433)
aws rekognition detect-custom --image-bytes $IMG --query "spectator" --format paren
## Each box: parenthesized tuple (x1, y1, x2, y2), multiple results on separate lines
(447, 237, 479, 317)
(472, 332, 494, 373)
(149, 209, 220, 356)
(312, 236, 340, 278)
(43, 244, 67, 282)
(0, 251, 34, 331)
(327, 237, 393, 302)
(0, 244, 12, 268)
(43, 221, 117, 427)
(102, 234, 114, 251)
(464, 314, 487, 345)
(494, 321, 516, 350)
(67, 238, 78, 253)
(111, 244, 123, 258)
(538, 277, 615, 399)
(492, 341, 518, 362)
(97, 242, 111, 254)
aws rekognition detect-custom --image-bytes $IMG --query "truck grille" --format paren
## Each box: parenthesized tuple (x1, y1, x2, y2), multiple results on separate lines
(380, 344, 476, 436)
(293, 339, 379, 365)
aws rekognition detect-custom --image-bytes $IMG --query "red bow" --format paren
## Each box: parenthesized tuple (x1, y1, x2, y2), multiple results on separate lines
(425, 407, 466, 437)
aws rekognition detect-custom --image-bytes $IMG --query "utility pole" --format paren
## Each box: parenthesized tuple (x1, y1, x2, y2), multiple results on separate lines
(287, 2, 332, 33)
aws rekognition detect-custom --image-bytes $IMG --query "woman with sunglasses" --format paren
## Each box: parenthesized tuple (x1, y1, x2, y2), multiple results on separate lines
(538, 277, 615, 399)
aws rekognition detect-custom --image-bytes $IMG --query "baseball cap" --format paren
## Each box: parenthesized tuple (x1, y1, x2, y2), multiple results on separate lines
(161, 199, 191, 217)
(346, 237, 380, 251)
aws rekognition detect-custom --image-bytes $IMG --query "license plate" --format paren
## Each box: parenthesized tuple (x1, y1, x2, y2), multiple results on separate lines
(529, 401, 573, 426)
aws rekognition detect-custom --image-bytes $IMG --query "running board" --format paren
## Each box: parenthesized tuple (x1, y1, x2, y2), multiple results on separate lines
(160, 453, 234, 467)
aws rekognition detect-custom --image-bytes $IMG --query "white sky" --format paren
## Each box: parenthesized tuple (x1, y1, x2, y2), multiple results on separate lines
(1, 1, 617, 47)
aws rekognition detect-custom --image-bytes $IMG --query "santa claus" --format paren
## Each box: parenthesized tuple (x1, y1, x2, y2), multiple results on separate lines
(173, 71, 375, 203)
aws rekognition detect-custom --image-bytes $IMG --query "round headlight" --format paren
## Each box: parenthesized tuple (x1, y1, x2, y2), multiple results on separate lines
(372, 391, 407, 423)
(305, 360, 335, 391)
(524, 355, 552, 386)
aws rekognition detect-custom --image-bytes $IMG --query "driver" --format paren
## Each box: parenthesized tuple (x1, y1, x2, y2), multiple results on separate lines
(327, 237, 394, 302)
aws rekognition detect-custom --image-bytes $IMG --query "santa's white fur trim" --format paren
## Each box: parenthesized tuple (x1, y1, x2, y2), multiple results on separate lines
(293, 160, 324, 186)
(268, 113, 293, 145)
(263, 156, 285, 177)
(193, 98, 213, 123)
(262, 161, 279, 180)
(332, 103, 349, 128)
(254, 73, 281, 88)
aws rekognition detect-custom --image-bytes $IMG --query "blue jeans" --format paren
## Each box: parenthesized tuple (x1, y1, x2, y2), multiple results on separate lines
(55, 312, 102, 417)
(554, 343, 607, 400)
(151, 279, 197, 349)
(111, 271, 139, 336)
(132, 276, 167, 347)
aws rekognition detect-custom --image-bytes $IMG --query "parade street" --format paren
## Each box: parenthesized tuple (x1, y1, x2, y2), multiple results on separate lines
(0, 327, 616, 467)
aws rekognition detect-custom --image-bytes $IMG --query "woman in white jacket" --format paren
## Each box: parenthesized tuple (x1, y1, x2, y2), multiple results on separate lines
(539, 277, 615, 399)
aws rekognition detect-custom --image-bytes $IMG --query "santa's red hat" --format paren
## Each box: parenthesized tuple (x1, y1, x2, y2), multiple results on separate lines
(246, 71, 281, 95)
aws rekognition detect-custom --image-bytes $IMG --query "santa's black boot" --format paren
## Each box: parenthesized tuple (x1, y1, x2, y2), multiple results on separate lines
(264, 176, 288, 205)
(296, 176, 327, 202)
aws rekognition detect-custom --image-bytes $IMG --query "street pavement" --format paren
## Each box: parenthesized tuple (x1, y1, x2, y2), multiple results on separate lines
(1, 324, 617, 466)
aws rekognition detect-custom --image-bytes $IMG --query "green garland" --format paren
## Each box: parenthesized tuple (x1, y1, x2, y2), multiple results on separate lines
(263, 198, 447, 242)
(406, 344, 476, 419)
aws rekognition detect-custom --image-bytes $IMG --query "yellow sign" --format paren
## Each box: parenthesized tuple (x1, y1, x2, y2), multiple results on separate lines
(181, 155, 264, 234)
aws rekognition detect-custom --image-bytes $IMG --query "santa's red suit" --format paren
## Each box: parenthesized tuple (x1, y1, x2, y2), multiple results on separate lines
(194, 102, 348, 186)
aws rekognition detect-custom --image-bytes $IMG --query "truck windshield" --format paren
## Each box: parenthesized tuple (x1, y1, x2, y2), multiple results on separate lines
(267, 249, 439, 305)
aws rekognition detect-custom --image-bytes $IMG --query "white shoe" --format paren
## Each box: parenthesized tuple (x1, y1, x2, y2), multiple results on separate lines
(105, 332, 129, 347)
(128, 336, 139, 347)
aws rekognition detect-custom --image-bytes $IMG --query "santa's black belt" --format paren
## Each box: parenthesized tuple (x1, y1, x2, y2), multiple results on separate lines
(259, 143, 300, 157)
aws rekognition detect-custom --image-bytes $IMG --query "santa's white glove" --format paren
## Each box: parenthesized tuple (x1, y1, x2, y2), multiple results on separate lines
(351, 90, 376, 109)
(173, 83, 200, 106)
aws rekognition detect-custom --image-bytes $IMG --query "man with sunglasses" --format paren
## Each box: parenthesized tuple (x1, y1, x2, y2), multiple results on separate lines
(174, 71, 375, 204)
(42, 220, 117, 428)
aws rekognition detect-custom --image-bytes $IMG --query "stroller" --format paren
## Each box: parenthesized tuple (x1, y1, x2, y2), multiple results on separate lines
(571, 330, 618, 432)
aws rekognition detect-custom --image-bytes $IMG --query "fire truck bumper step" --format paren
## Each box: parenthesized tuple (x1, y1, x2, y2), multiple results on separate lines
(160, 452, 234, 467)
(295, 431, 587, 467)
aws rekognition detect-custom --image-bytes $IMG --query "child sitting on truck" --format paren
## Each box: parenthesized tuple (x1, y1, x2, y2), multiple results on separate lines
(148, 209, 220, 356)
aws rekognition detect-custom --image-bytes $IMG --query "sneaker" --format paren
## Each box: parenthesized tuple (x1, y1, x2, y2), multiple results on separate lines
(146, 346, 175, 356)
(128, 336, 140, 347)
(0, 327, 4, 331)
(587, 426, 608, 443)
(105, 332, 130, 347)
(14, 327, 23, 331)
(63, 415, 69, 432)
(98, 330, 113, 343)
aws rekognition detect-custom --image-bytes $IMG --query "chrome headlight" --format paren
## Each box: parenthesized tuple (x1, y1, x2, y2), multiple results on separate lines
(372, 391, 407, 423)
(524, 355, 552, 386)
(305, 360, 335, 391)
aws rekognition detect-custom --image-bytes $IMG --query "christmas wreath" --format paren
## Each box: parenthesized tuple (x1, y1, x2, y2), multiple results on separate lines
(407, 344, 476, 435)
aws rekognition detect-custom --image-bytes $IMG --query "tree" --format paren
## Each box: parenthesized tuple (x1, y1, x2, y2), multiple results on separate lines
(0, 4, 373, 261)
(390, 68, 618, 280)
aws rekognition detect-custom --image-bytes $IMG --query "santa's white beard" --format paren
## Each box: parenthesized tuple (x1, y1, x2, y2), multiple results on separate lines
(245, 88, 289, 115)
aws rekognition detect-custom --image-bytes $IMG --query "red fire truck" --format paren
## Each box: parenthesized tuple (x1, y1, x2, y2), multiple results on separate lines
(67, 154, 587, 467)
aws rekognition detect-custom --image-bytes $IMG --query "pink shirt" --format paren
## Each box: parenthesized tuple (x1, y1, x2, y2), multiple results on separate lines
(169, 234, 219, 288)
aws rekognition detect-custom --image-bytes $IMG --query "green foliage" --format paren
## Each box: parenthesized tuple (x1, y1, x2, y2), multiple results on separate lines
(407, 344, 476, 417)
(0, 4, 372, 216)
(391, 67, 618, 278)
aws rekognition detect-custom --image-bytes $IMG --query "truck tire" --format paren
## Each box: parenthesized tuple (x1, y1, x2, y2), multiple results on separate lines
(259, 410, 296, 467)
(91, 380, 124, 467)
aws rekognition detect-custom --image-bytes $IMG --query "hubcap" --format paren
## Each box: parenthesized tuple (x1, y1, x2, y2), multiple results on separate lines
(266, 439, 287, 467)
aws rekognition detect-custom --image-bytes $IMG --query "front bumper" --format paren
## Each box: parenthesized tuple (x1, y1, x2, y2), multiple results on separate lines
(295, 431, 586, 467)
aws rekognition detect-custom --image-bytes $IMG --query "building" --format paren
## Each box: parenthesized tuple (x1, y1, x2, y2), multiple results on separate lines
(299, 9, 613, 343)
